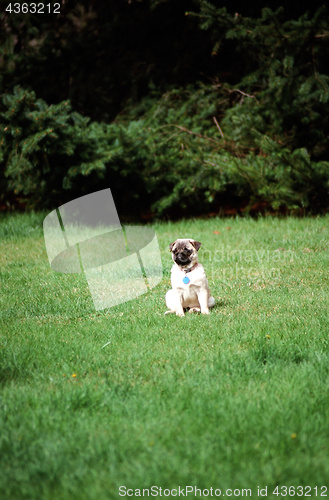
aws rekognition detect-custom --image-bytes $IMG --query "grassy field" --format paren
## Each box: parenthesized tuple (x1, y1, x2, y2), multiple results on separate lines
(0, 212, 329, 499)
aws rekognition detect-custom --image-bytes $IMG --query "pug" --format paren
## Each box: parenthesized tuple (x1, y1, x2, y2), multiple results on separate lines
(165, 239, 215, 317)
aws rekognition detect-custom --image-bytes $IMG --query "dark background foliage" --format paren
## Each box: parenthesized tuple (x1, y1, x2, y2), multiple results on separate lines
(1, 0, 328, 218)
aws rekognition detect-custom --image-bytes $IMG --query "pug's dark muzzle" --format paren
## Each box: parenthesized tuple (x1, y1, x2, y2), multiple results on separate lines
(174, 252, 191, 266)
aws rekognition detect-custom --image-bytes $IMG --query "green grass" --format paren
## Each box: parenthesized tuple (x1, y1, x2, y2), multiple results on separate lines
(1, 212, 329, 499)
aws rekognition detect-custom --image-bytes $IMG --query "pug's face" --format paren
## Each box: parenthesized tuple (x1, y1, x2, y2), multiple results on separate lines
(169, 239, 201, 268)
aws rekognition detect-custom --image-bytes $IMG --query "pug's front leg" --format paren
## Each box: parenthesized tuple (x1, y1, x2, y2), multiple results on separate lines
(175, 292, 185, 317)
(197, 290, 210, 315)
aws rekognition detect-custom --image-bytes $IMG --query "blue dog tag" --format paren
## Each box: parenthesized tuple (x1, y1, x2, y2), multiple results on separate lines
(183, 276, 190, 284)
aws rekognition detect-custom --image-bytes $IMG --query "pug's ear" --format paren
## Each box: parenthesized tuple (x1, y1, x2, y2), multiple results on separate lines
(169, 241, 177, 252)
(190, 240, 201, 251)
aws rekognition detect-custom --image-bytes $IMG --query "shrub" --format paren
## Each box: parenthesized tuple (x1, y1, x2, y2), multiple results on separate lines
(0, 86, 110, 208)
(2, 84, 328, 216)
(109, 84, 329, 215)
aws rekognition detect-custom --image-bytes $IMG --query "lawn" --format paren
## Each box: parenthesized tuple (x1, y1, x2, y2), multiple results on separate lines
(0, 212, 329, 499)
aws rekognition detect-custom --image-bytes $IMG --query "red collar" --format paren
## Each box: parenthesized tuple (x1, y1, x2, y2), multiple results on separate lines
(184, 263, 198, 274)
